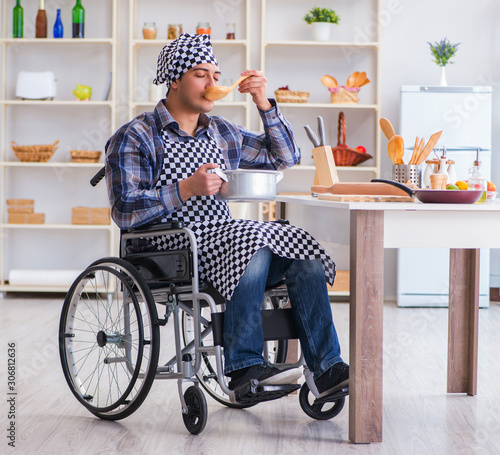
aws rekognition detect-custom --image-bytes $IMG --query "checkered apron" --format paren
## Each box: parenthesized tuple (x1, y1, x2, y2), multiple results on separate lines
(151, 135, 336, 300)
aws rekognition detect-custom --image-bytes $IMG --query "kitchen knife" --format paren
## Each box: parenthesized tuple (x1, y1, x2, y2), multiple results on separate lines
(304, 125, 320, 147)
(317, 116, 326, 146)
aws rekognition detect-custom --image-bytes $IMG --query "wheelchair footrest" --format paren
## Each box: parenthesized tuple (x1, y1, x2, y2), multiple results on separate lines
(234, 379, 301, 405)
(314, 386, 349, 405)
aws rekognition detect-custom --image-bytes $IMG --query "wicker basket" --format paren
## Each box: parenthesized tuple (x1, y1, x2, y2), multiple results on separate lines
(274, 89, 310, 103)
(332, 112, 372, 166)
(11, 140, 59, 162)
(70, 150, 102, 163)
(329, 86, 359, 104)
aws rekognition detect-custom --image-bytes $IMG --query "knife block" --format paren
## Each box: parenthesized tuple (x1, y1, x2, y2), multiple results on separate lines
(312, 145, 339, 187)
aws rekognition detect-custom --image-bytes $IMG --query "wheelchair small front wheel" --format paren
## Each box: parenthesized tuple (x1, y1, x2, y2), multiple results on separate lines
(299, 382, 345, 420)
(182, 386, 208, 435)
(59, 257, 160, 420)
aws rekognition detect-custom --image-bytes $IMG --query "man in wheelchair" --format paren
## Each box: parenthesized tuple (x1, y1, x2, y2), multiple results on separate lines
(105, 33, 348, 404)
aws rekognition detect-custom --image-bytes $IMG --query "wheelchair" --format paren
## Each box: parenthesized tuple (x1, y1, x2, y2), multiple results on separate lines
(58, 168, 348, 435)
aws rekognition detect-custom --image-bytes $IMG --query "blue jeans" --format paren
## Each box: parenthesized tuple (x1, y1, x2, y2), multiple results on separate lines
(223, 247, 343, 378)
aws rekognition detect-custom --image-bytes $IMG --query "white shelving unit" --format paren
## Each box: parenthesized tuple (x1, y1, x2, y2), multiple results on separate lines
(260, 0, 382, 192)
(128, 0, 252, 128)
(0, 0, 120, 293)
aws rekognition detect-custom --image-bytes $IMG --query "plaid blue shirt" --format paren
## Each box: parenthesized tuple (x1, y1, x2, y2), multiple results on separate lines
(105, 99, 300, 228)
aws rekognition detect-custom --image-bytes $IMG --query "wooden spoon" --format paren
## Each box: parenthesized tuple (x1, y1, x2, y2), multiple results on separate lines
(416, 130, 442, 164)
(388, 135, 405, 164)
(321, 74, 338, 88)
(203, 75, 250, 101)
(408, 137, 419, 165)
(345, 72, 358, 88)
(358, 77, 370, 88)
(354, 71, 366, 87)
(379, 118, 396, 140)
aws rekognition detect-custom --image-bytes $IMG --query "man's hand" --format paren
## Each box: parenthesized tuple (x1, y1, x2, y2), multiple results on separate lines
(178, 163, 223, 201)
(238, 70, 272, 111)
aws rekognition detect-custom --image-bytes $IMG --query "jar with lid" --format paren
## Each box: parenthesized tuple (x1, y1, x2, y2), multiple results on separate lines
(142, 22, 157, 39)
(226, 23, 235, 39)
(168, 24, 182, 40)
(196, 22, 211, 35)
(423, 160, 438, 188)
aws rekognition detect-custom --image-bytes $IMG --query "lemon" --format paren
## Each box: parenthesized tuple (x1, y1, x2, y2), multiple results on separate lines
(455, 180, 467, 190)
(446, 184, 459, 190)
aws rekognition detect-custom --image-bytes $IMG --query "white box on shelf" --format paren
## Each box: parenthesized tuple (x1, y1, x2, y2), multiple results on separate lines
(15, 71, 57, 100)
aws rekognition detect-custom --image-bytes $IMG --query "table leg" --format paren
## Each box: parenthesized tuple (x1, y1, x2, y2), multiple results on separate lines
(349, 210, 384, 443)
(447, 249, 479, 395)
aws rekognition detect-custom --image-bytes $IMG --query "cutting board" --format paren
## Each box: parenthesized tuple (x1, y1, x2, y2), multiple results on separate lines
(318, 193, 414, 202)
(312, 182, 411, 197)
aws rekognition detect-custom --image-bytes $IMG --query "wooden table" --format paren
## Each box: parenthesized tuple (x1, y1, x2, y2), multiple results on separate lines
(276, 195, 500, 444)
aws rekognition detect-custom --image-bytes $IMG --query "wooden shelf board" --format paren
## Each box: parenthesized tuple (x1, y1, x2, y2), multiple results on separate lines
(1, 223, 112, 230)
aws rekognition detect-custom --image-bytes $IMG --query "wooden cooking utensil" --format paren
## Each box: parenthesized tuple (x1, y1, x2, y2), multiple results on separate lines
(203, 75, 250, 101)
(415, 130, 442, 165)
(388, 135, 405, 164)
(358, 77, 370, 88)
(346, 72, 357, 88)
(321, 74, 338, 88)
(379, 118, 396, 141)
(355, 71, 366, 87)
(408, 136, 419, 165)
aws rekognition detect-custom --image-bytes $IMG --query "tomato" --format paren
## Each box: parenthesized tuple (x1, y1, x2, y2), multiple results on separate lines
(356, 146, 366, 153)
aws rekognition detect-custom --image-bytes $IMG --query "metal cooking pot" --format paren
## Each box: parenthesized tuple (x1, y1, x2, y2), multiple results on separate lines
(210, 168, 283, 202)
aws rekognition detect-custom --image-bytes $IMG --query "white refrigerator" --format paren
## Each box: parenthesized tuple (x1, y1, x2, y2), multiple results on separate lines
(398, 85, 492, 308)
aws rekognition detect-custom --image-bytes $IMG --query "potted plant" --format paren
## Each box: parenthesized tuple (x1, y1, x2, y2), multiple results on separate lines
(303, 6, 341, 42)
(428, 38, 460, 86)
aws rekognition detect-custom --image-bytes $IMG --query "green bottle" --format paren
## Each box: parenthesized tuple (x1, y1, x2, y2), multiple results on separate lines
(72, 0, 85, 38)
(13, 0, 23, 38)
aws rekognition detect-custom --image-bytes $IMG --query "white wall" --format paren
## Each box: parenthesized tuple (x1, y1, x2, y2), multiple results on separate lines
(379, 0, 500, 294)
(6, 0, 499, 295)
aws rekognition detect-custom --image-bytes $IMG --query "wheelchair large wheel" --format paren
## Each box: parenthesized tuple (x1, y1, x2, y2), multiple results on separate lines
(59, 257, 160, 420)
(299, 382, 345, 420)
(181, 295, 289, 409)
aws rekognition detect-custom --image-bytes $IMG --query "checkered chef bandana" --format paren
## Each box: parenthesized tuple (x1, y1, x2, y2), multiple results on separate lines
(153, 33, 219, 90)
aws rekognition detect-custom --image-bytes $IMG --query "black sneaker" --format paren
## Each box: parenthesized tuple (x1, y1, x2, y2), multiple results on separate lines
(228, 363, 302, 391)
(314, 362, 349, 398)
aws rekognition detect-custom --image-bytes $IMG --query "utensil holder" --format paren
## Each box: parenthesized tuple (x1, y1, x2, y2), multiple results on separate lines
(392, 164, 422, 187)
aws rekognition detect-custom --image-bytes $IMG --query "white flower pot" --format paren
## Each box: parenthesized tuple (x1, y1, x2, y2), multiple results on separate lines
(312, 22, 331, 42)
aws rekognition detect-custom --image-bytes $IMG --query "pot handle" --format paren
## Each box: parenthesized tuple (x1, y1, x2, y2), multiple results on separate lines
(208, 167, 228, 182)
(370, 178, 415, 196)
(276, 171, 283, 183)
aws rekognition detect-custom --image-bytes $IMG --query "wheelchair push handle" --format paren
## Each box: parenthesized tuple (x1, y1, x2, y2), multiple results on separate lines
(91, 167, 106, 187)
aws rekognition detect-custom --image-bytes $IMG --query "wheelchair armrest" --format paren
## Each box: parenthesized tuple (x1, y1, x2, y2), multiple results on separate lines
(120, 222, 197, 265)
(125, 221, 185, 234)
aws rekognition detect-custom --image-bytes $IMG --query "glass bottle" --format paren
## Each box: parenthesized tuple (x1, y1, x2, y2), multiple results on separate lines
(53, 9, 64, 38)
(196, 22, 211, 35)
(13, 0, 23, 38)
(72, 0, 85, 39)
(467, 160, 487, 203)
(35, 0, 47, 38)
